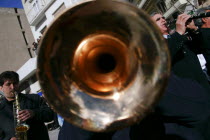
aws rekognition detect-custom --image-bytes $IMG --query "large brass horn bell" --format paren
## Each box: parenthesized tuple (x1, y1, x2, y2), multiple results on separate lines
(37, 0, 170, 132)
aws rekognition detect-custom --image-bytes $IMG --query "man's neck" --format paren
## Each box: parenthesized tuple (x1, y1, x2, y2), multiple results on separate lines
(162, 31, 169, 35)
(201, 25, 210, 28)
(5, 97, 15, 102)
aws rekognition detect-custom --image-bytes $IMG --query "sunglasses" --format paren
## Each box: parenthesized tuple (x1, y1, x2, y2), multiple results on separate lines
(156, 16, 166, 21)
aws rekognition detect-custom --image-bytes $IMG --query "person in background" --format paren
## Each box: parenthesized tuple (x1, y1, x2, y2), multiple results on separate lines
(37, 91, 61, 131)
(57, 114, 64, 127)
(31, 36, 42, 56)
(32, 42, 38, 55)
(0, 71, 54, 140)
(195, 5, 210, 79)
(151, 12, 210, 92)
(147, 12, 210, 140)
(0, 90, 3, 102)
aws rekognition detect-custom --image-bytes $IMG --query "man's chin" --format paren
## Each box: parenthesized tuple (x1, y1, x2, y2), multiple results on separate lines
(9, 92, 15, 97)
(11, 91, 17, 95)
(5, 96, 15, 101)
(162, 28, 168, 33)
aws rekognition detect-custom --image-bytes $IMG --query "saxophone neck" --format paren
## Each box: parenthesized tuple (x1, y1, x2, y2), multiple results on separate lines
(13, 91, 18, 103)
(15, 93, 19, 102)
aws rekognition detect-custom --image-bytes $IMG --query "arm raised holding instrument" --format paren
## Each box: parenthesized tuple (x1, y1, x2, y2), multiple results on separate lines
(151, 11, 210, 94)
(175, 13, 192, 35)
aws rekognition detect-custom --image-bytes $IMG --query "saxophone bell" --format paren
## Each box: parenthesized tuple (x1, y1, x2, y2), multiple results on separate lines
(13, 92, 29, 140)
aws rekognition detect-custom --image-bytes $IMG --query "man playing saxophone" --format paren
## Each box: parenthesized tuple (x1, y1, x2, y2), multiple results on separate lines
(0, 71, 54, 140)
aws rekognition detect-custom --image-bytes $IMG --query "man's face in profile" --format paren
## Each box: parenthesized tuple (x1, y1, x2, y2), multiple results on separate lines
(151, 14, 168, 35)
(203, 10, 210, 28)
(0, 80, 19, 100)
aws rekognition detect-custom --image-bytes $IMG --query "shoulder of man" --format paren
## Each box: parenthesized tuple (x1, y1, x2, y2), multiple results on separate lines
(200, 28, 210, 32)
(0, 96, 6, 110)
(19, 93, 42, 101)
(170, 32, 188, 41)
(199, 28, 210, 37)
(0, 128, 5, 140)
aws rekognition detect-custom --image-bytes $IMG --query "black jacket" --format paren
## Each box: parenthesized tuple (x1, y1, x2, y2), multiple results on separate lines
(199, 28, 210, 75)
(58, 120, 131, 140)
(167, 32, 210, 92)
(130, 74, 210, 140)
(0, 93, 54, 140)
(157, 73, 210, 140)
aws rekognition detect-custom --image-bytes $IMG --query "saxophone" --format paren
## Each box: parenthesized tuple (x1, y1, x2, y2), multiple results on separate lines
(13, 92, 29, 140)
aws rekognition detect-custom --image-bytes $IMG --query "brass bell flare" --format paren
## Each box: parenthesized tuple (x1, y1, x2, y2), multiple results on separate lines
(37, 0, 170, 132)
(16, 124, 30, 132)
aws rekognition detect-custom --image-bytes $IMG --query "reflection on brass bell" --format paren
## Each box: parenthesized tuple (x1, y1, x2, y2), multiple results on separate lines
(37, 0, 170, 132)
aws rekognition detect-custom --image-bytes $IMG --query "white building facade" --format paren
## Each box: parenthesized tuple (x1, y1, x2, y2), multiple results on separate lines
(19, 0, 84, 93)
(23, 0, 81, 41)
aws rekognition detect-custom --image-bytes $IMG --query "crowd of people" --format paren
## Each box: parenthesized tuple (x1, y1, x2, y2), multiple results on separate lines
(31, 36, 41, 56)
(0, 4, 210, 140)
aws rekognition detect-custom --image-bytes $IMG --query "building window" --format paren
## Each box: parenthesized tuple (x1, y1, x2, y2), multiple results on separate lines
(156, 0, 167, 13)
(35, 16, 47, 31)
(32, 1, 40, 13)
(53, 3, 66, 18)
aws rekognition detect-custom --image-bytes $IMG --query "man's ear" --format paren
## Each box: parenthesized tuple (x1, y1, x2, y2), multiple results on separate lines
(202, 17, 207, 23)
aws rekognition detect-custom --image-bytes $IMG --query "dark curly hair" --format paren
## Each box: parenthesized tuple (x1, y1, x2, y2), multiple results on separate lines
(0, 71, 19, 86)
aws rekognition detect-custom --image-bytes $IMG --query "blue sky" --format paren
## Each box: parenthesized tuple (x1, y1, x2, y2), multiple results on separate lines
(0, 0, 23, 9)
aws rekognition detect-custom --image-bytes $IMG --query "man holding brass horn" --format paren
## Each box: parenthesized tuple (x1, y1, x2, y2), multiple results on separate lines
(150, 12, 210, 140)
(0, 71, 54, 140)
(195, 5, 210, 79)
(151, 12, 210, 92)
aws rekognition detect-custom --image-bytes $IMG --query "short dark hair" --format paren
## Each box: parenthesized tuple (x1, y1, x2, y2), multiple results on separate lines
(0, 71, 19, 86)
(194, 6, 210, 26)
